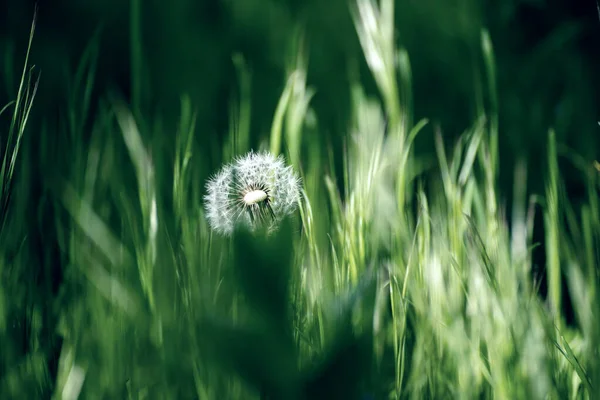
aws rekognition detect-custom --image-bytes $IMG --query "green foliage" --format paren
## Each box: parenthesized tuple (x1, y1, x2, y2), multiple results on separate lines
(1, 1, 600, 399)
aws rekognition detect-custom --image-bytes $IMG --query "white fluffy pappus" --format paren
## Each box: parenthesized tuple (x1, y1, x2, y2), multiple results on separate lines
(204, 151, 302, 235)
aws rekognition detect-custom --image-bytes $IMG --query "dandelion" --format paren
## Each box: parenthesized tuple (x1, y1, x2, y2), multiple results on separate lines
(204, 150, 301, 235)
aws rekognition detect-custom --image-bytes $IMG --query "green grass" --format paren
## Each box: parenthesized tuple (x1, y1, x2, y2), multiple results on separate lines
(2, 0, 600, 398)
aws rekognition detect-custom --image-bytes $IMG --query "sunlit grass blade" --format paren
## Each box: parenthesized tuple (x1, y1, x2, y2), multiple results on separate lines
(544, 129, 561, 323)
(0, 13, 39, 234)
(114, 103, 159, 316)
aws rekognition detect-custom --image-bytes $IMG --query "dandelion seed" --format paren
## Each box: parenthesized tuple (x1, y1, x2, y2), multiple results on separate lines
(204, 150, 301, 235)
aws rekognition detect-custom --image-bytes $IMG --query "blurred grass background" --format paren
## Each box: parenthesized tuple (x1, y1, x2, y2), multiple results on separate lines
(0, 0, 599, 398)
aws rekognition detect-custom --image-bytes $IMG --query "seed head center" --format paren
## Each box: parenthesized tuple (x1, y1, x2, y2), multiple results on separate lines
(243, 189, 268, 205)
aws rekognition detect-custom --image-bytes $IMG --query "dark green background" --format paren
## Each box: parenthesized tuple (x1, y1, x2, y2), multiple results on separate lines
(3, 0, 599, 177)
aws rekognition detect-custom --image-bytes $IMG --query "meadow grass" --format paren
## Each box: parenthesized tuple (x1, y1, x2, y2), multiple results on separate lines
(1, 0, 600, 398)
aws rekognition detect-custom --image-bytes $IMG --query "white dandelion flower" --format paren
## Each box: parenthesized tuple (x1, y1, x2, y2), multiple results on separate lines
(204, 151, 301, 235)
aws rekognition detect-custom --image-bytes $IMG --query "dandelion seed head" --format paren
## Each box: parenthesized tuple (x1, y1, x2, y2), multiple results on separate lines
(243, 189, 268, 205)
(204, 150, 301, 235)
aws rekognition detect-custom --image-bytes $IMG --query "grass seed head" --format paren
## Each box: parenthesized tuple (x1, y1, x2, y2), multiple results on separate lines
(204, 150, 301, 235)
